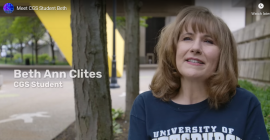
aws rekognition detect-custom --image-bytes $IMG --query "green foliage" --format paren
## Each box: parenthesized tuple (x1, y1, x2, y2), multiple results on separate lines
(0, 17, 16, 52)
(0, 16, 46, 60)
(265, 115, 270, 138)
(113, 120, 122, 135)
(112, 109, 124, 136)
(112, 108, 124, 120)
(54, 62, 69, 65)
(115, 16, 151, 29)
(12, 53, 33, 63)
(23, 54, 33, 60)
(38, 54, 52, 63)
(140, 16, 150, 27)
(10, 17, 32, 43)
(12, 53, 55, 64)
(27, 17, 46, 40)
(13, 53, 21, 60)
(238, 80, 270, 136)
(116, 17, 126, 29)
(0, 53, 69, 65)
(0, 17, 15, 44)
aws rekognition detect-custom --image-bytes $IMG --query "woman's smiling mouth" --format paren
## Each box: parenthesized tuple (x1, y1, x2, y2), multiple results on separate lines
(185, 58, 205, 65)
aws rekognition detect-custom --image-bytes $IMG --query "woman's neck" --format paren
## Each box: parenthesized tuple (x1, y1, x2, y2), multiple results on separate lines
(172, 78, 208, 105)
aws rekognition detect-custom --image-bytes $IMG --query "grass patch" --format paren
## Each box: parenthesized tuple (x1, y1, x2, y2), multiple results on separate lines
(0, 58, 69, 65)
(238, 80, 270, 137)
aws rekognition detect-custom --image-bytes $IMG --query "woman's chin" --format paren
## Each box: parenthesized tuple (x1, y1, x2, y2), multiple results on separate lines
(181, 73, 206, 81)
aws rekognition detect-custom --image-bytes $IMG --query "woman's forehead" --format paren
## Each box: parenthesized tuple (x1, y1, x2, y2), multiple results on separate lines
(181, 25, 214, 38)
(180, 15, 219, 36)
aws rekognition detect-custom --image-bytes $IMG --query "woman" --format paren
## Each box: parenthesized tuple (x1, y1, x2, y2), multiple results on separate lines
(128, 6, 269, 140)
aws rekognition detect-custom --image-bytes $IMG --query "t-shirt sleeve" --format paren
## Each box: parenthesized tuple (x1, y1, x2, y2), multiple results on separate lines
(128, 94, 149, 140)
(243, 103, 269, 140)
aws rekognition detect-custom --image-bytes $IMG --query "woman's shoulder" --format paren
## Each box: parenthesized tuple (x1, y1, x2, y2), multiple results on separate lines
(231, 87, 261, 107)
(131, 91, 159, 120)
(235, 87, 259, 100)
(138, 90, 155, 99)
(134, 91, 157, 105)
(133, 90, 167, 109)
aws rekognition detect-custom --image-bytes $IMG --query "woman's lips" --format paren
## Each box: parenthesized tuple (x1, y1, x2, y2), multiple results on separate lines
(185, 58, 205, 66)
(186, 60, 204, 66)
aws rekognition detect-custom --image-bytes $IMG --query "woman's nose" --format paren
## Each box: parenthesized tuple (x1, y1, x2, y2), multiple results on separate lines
(190, 39, 202, 54)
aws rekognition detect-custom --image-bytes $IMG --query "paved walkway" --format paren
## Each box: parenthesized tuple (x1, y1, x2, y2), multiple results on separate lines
(0, 68, 156, 140)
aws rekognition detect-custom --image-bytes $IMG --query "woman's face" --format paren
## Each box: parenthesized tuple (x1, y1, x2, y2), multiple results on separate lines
(176, 26, 220, 81)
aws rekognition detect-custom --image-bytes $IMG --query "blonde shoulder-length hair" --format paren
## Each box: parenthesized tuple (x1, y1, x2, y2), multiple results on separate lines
(150, 6, 239, 109)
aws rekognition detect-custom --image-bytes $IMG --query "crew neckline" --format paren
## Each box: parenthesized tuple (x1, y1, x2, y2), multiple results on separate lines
(168, 98, 209, 112)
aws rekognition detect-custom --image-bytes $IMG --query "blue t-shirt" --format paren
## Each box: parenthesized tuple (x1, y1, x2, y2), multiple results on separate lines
(128, 87, 269, 140)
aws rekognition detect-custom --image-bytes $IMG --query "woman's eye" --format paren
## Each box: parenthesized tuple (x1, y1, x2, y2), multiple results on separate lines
(205, 40, 214, 44)
(183, 37, 191, 41)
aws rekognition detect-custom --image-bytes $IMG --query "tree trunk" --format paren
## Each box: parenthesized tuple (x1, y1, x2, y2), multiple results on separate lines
(31, 41, 34, 65)
(51, 45, 55, 64)
(35, 39, 38, 64)
(125, 0, 141, 123)
(9, 40, 13, 61)
(0, 44, 2, 54)
(20, 41, 24, 62)
(71, 0, 113, 140)
(48, 33, 55, 65)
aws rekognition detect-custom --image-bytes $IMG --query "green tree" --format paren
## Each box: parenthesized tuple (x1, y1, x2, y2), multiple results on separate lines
(71, 0, 113, 139)
(10, 17, 32, 61)
(47, 32, 56, 65)
(115, 16, 149, 30)
(0, 45, 2, 55)
(0, 19, 6, 57)
(28, 17, 46, 64)
(0, 17, 15, 60)
(0, 35, 3, 56)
